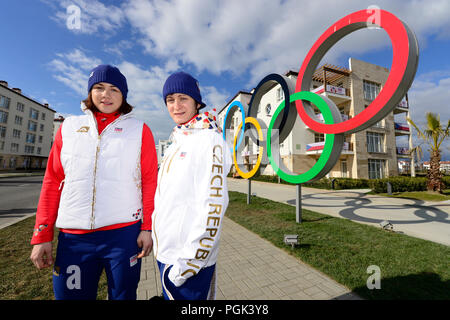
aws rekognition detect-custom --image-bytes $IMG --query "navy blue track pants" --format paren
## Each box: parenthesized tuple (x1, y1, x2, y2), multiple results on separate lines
(52, 222, 142, 300)
(157, 261, 216, 300)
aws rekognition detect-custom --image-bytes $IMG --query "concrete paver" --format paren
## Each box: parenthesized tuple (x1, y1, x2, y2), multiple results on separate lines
(138, 178, 449, 300)
(138, 216, 360, 300)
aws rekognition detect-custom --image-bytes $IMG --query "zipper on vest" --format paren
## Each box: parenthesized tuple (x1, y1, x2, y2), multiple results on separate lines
(90, 138, 100, 229)
(89, 113, 125, 230)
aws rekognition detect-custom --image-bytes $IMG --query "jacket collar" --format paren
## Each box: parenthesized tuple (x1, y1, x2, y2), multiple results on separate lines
(169, 109, 221, 143)
(80, 102, 134, 120)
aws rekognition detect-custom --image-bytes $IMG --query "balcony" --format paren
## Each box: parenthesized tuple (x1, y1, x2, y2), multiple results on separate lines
(394, 122, 410, 136)
(312, 84, 351, 104)
(311, 64, 352, 105)
(396, 147, 411, 157)
(306, 141, 353, 155)
(394, 98, 409, 114)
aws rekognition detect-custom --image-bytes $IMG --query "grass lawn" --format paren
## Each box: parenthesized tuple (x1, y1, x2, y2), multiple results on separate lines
(0, 216, 108, 300)
(1, 192, 449, 300)
(226, 191, 450, 300)
(371, 189, 450, 202)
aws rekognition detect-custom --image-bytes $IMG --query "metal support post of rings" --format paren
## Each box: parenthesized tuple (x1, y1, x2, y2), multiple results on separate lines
(222, 9, 419, 183)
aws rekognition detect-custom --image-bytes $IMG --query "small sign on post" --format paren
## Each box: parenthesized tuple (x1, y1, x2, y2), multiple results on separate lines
(284, 234, 299, 248)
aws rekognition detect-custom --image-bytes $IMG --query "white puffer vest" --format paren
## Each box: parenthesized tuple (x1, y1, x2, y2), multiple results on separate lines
(56, 106, 144, 230)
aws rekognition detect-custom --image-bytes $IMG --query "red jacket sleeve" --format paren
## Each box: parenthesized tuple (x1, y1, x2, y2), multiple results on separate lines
(140, 123, 158, 231)
(31, 125, 65, 245)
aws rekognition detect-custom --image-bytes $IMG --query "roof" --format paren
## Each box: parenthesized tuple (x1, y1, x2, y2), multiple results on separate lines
(218, 90, 252, 114)
(312, 64, 351, 84)
(0, 83, 56, 113)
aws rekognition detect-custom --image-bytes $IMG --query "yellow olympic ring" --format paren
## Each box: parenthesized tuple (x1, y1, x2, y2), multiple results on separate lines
(233, 117, 264, 179)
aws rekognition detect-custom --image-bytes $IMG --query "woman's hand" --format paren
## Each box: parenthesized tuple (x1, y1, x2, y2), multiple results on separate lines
(30, 242, 54, 269)
(137, 231, 153, 258)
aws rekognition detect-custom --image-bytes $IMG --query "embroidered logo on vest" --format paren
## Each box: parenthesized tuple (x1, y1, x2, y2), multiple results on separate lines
(76, 126, 90, 133)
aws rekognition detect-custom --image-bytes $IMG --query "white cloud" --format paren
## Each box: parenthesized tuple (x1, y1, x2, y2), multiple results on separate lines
(123, 0, 450, 85)
(201, 86, 230, 111)
(44, 0, 450, 150)
(48, 48, 102, 96)
(50, 0, 125, 34)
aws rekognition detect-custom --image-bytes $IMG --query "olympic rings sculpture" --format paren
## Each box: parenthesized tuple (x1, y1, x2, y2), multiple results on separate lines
(222, 9, 419, 184)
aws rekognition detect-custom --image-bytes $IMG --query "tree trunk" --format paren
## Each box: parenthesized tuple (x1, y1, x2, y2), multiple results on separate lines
(427, 149, 445, 193)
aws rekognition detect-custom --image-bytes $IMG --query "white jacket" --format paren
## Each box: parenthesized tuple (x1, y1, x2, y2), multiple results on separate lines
(152, 112, 232, 287)
(56, 105, 144, 230)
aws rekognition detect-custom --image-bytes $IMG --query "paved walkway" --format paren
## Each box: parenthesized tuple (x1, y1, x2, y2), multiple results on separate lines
(138, 178, 449, 300)
(138, 217, 360, 300)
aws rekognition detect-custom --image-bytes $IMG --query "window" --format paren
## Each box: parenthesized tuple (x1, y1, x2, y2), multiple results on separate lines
(0, 95, 10, 109)
(276, 87, 284, 102)
(38, 135, 43, 143)
(363, 80, 380, 101)
(30, 108, 39, 120)
(28, 120, 37, 132)
(16, 102, 24, 112)
(26, 133, 36, 144)
(0, 110, 8, 123)
(314, 133, 325, 142)
(40, 124, 44, 131)
(0, 126, 5, 138)
(368, 159, 385, 179)
(11, 143, 19, 153)
(13, 129, 21, 138)
(367, 132, 384, 153)
(37, 147, 41, 155)
(24, 145, 34, 154)
(15, 115, 23, 125)
(0, 141, 4, 151)
(41, 112, 46, 120)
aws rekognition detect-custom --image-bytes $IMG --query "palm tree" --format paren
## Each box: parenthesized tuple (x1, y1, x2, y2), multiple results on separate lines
(407, 112, 450, 193)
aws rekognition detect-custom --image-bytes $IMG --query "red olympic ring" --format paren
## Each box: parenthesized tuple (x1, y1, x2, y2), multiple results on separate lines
(295, 9, 419, 134)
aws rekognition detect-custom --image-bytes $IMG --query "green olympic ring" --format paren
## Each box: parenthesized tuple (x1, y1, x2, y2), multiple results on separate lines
(222, 9, 418, 184)
(267, 91, 341, 184)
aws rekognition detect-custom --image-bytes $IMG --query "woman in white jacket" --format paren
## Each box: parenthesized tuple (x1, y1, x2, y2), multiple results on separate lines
(152, 71, 232, 300)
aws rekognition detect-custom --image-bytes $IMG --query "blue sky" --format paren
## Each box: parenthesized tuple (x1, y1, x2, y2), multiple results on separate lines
(2, 0, 450, 161)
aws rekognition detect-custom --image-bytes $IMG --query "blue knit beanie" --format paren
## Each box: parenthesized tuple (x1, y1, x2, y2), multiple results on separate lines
(87, 64, 128, 100)
(163, 71, 206, 109)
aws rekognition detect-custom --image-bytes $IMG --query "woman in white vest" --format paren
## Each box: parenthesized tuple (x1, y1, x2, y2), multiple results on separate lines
(152, 71, 232, 300)
(30, 65, 158, 300)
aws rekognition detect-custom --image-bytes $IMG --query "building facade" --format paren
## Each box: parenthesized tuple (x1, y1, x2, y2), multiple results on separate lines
(0, 80, 56, 170)
(218, 58, 413, 179)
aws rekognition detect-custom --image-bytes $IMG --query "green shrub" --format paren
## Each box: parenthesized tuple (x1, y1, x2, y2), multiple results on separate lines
(442, 176, 450, 188)
(368, 177, 427, 193)
(333, 178, 370, 190)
